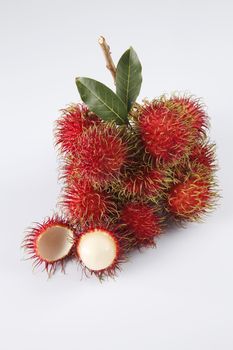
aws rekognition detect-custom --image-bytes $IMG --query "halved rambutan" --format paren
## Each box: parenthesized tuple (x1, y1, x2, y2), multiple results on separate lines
(62, 179, 118, 224)
(55, 104, 100, 155)
(138, 97, 208, 164)
(73, 123, 128, 184)
(168, 176, 217, 221)
(120, 202, 162, 249)
(76, 227, 121, 279)
(22, 216, 75, 275)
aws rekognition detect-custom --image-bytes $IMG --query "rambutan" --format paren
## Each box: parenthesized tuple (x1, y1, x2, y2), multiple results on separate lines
(138, 97, 208, 164)
(121, 166, 168, 201)
(76, 227, 121, 279)
(168, 176, 217, 221)
(55, 104, 100, 155)
(167, 96, 208, 134)
(189, 142, 216, 170)
(62, 179, 118, 224)
(22, 216, 75, 275)
(120, 202, 162, 249)
(73, 123, 128, 184)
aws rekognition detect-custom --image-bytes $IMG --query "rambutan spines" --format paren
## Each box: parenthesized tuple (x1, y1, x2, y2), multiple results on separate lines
(75, 226, 122, 279)
(120, 165, 169, 201)
(62, 179, 118, 224)
(167, 96, 208, 134)
(22, 216, 75, 275)
(137, 96, 208, 164)
(120, 202, 162, 249)
(168, 176, 217, 221)
(72, 123, 130, 184)
(55, 104, 100, 155)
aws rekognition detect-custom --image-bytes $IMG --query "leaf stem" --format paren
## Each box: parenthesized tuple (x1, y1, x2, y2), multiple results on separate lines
(98, 36, 116, 83)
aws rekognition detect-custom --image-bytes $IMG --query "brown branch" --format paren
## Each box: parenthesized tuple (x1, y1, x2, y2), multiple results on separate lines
(98, 36, 116, 83)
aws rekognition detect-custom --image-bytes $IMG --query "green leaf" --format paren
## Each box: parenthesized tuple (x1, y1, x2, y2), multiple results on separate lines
(76, 77, 128, 125)
(116, 47, 142, 112)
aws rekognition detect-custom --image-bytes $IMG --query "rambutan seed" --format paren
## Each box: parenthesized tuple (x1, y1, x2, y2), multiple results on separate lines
(76, 227, 120, 273)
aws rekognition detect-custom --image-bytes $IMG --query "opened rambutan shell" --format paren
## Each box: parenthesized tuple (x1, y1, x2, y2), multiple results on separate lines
(76, 227, 121, 279)
(168, 176, 217, 221)
(55, 104, 100, 155)
(62, 179, 118, 224)
(73, 124, 128, 184)
(120, 202, 162, 249)
(22, 216, 75, 275)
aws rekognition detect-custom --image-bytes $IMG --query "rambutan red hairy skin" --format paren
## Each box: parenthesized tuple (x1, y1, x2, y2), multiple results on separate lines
(167, 96, 208, 135)
(62, 179, 118, 224)
(22, 216, 75, 276)
(120, 202, 162, 249)
(189, 141, 216, 171)
(72, 123, 130, 184)
(168, 175, 218, 222)
(55, 104, 100, 155)
(137, 96, 208, 164)
(75, 226, 122, 280)
(120, 165, 170, 202)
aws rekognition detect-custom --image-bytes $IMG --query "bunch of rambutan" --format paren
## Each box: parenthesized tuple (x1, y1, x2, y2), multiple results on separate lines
(22, 37, 218, 280)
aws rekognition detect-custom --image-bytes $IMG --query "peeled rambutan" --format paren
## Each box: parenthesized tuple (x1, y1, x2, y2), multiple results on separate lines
(22, 216, 75, 275)
(55, 104, 100, 155)
(74, 123, 128, 184)
(120, 202, 162, 249)
(168, 176, 217, 221)
(76, 227, 121, 279)
(62, 179, 118, 224)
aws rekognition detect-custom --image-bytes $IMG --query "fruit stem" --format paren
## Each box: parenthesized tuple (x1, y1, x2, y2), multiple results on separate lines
(98, 36, 116, 83)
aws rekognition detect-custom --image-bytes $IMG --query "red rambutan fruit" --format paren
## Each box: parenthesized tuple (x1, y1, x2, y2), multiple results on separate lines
(167, 96, 208, 133)
(22, 216, 75, 275)
(189, 142, 216, 170)
(168, 176, 217, 221)
(74, 124, 128, 184)
(138, 97, 207, 164)
(62, 179, 118, 224)
(76, 227, 121, 279)
(120, 202, 162, 249)
(121, 166, 168, 201)
(55, 104, 100, 155)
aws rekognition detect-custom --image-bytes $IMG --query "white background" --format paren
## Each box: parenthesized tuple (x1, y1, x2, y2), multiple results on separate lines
(0, 0, 232, 349)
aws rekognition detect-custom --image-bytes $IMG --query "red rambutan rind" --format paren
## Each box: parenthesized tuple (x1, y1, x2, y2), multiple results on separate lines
(22, 215, 75, 276)
(75, 226, 122, 280)
(138, 97, 208, 164)
(120, 166, 169, 201)
(167, 96, 208, 134)
(55, 104, 100, 155)
(120, 202, 162, 249)
(73, 123, 129, 184)
(62, 179, 118, 224)
(189, 142, 216, 171)
(168, 176, 218, 221)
